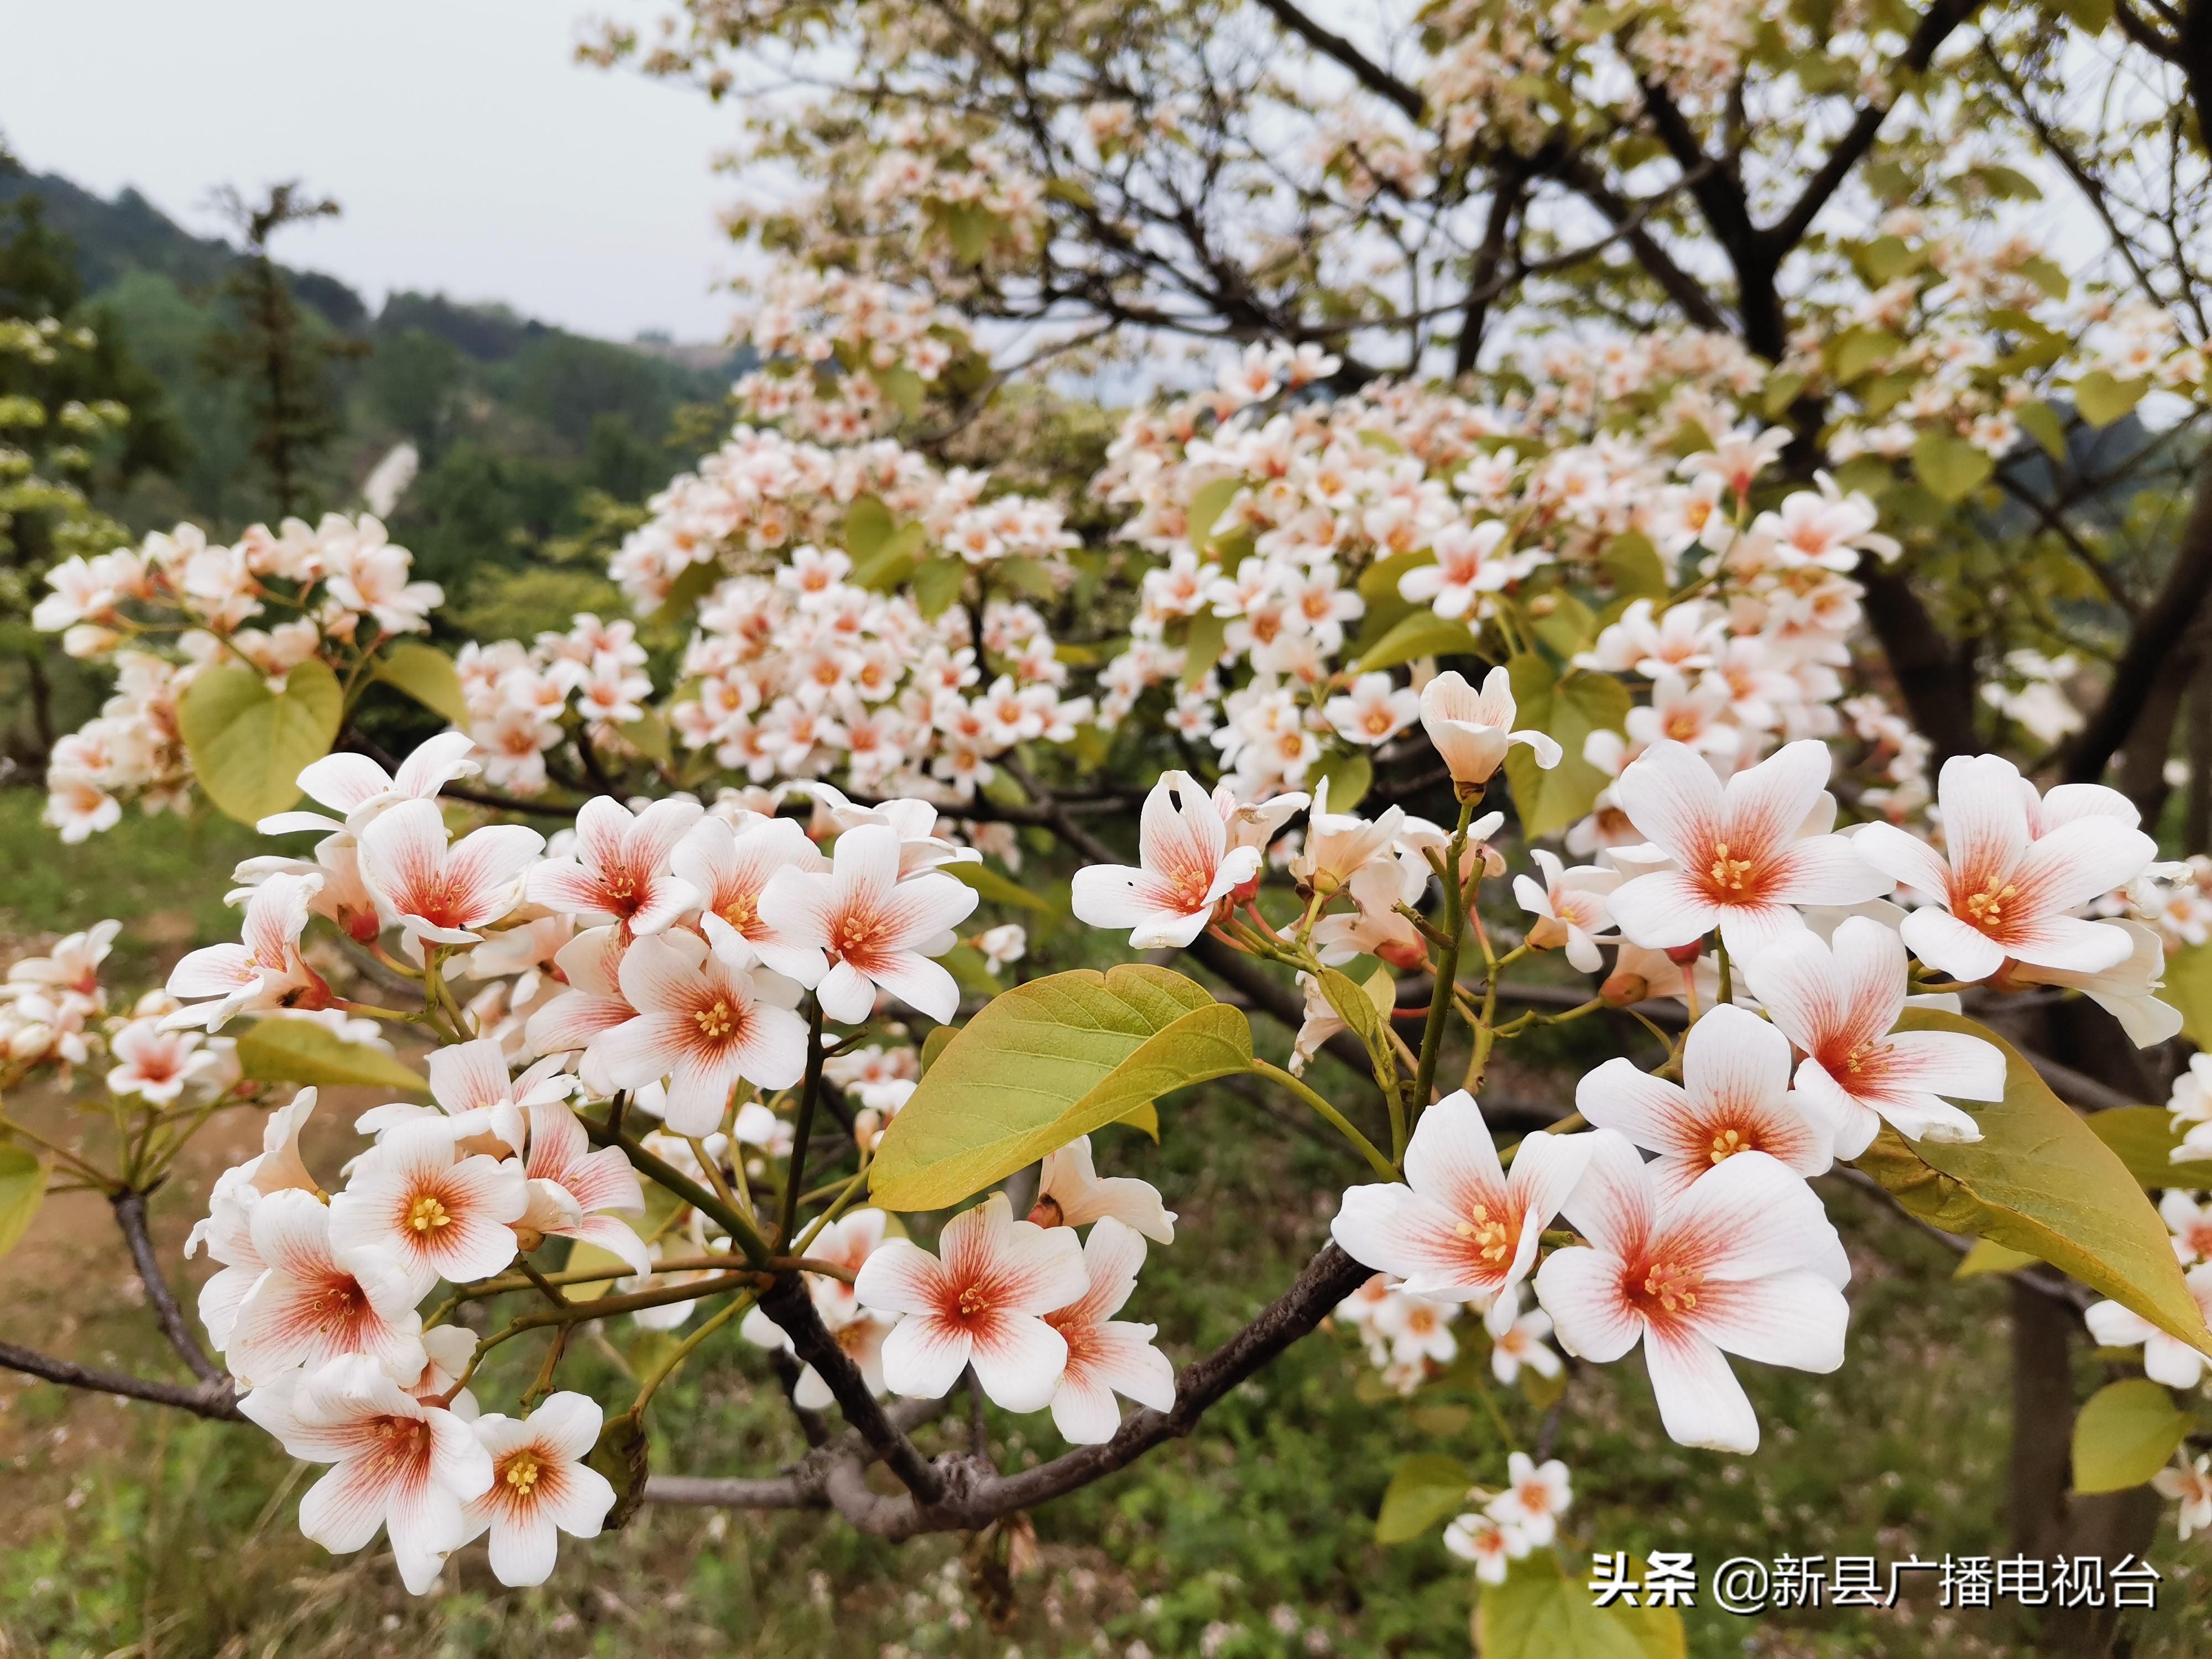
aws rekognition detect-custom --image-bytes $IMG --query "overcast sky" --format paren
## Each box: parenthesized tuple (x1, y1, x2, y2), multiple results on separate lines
(0, 1, 743, 341)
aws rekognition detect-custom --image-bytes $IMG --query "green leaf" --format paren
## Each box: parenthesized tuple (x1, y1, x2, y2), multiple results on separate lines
(1315, 964, 1398, 1093)
(945, 859, 1063, 919)
(1761, 369, 1806, 418)
(178, 658, 344, 826)
(920, 1024, 957, 1075)
(2162, 942, 2212, 1049)
(1501, 655, 1625, 841)
(1600, 533, 1670, 601)
(2075, 371, 2149, 428)
(1475, 1554, 1686, 1659)
(1911, 430, 1995, 504)
(0, 1145, 48, 1259)
(1359, 549, 1434, 604)
(2087, 1105, 2212, 1191)
(911, 556, 967, 621)
(618, 708, 672, 765)
(2054, 0, 2113, 32)
(234, 1016, 430, 1093)
(851, 521, 927, 593)
(1187, 477, 1245, 550)
(872, 366, 925, 418)
(1829, 325, 1901, 385)
(653, 557, 724, 622)
(1375, 1453, 1472, 1544)
(375, 642, 471, 729)
(1954, 1238, 2041, 1278)
(1531, 591, 1598, 658)
(994, 555, 1057, 600)
(869, 967, 1251, 1211)
(843, 494, 896, 562)
(1354, 612, 1483, 674)
(2016, 399, 2068, 461)
(1310, 750, 1373, 816)
(1181, 610, 1229, 689)
(1853, 1011, 2212, 1356)
(940, 942, 1004, 1000)
(2073, 1380, 2190, 1494)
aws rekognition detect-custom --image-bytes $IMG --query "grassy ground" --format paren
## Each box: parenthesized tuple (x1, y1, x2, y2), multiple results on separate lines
(1, 789, 2208, 1657)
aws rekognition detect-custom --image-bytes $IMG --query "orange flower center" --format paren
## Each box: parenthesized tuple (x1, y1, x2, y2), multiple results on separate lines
(408, 1194, 452, 1234)
(693, 999, 738, 1041)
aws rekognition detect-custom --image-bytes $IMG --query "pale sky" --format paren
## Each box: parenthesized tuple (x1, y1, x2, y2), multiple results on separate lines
(0, 0, 744, 342)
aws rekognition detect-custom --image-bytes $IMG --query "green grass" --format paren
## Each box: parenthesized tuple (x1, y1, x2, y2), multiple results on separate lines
(3, 808, 2211, 1656)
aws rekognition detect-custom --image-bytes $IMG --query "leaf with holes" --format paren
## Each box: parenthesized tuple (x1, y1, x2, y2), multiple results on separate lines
(869, 967, 1250, 1211)
(179, 658, 343, 825)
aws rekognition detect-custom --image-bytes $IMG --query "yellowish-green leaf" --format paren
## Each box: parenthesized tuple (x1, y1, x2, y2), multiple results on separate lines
(1187, 477, 1245, 550)
(1911, 429, 1995, 504)
(911, 556, 967, 620)
(1954, 1238, 2041, 1278)
(653, 557, 724, 622)
(1354, 612, 1483, 674)
(872, 366, 925, 417)
(2075, 371, 2149, 429)
(1118, 1100, 1161, 1141)
(2073, 1379, 2190, 1494)
(946, 859, 1062, 920)
(1853, 1011, 2212, 1355)
(1310, 750, 1373, 815)
(1375, 1453, 1472, 1544)
(1829, 325, 1901, 384)
(2016, 399, 2068, 461)
(179, 658, 343, 825)
(920, 1024, 957, 1075)
(1531, 591, 1597, 658)
(869, 967, 1251, 1211)
(1502, 655, 1625, 840)
(235, 1016, 430, 1093)
(2162, 941, 2212, 1048)
(1358, 549, 1433, 604)
(1475, 1554, 1687, 1659)
(375, 642, 471, 729)
(994, 555, 1057, 600)
(1600, 533, 1670, 601)
(618, 707, 672, 765)
(843, 494, 896, 561)
(2087, 1105, 2212, 1191)
(0, 1145, 48, 1259)
(1761, 369, 1807, 418)
(1182, 609, 1229, 688)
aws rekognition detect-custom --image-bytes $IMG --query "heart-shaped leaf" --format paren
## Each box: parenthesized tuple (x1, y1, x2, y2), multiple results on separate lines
(179, 658, 343, 825)
(2073, 1379, 2191, 1494)
(869, 967, 1249, 1211)
(1853, 1011, 2212, 1355)
(374, 642, 471, 728)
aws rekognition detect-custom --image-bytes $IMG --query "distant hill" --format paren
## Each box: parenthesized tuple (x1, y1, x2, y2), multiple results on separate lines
(2, 163, 744, 611)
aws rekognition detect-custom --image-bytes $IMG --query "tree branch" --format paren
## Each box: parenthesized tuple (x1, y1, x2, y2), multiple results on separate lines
(0, 1340, 242, 1421)
(113, 1190, 227, 1387)
(1249, 0, 1423, 119)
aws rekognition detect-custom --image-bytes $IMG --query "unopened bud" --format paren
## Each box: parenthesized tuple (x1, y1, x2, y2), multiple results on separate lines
(1600, 971, 1650, 1007)
(1028, 1195, 1066, 1229)
(1378, 937, 1428, 973)
(511, 1225, 546, 1254)
(1663, 941, 1704, 967)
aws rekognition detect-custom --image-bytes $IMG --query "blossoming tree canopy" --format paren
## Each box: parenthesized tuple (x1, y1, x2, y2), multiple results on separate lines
(12, 0, 2212, 1642)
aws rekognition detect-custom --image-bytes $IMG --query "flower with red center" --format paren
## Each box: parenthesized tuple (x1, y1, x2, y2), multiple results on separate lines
(1574, 1004, 1839, 1202)
(1484, 1451, 1572, 1547)
(1512, 849, 1621, 973)
(526, 796, 703, 937)
(670, 813, 828, 977)
(165, 872, 326, 1030)
(1854, 752, 2156, 983)
(105, 1018, 222, 1103)
(1043, 1217, 1177, 1443)
(854, 1192, 1089, 1411)
(1533, 1130, 1849, 1454)
(1069, 770, 1260, 950)
(591, 932, 809, 1134)
(225, 1188, 427, 1387)
(1033, 1135, 1177, 1243)
(1331, 1090, 1594, 1306)
(461, 1392, 617, 1587)
(759, 823, 979, 1022)
(1744, 916, 2005, 1154)
(524, 925, 640, 1094)
(1606, 738, 1890, 961)
(519, 1100, 652, 1277)
(1444, 1512, 1528, 1584)
(328, 1124, 529, 1300)
(357, 799, 545, 947)
(2162, 1192, 2212, 1266)
(239, 1354, 492, 1595)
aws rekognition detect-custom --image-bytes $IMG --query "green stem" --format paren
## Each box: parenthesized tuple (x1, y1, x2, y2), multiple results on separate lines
(582, 1110, 773, 1266)
(632, 1291, 755, 1415)
(1251, 1058, 1399, 1180)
